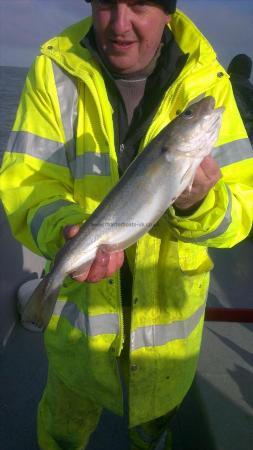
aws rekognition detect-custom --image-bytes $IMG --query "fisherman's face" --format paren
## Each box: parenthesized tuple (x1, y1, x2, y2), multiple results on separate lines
(91, 0, 170, 74)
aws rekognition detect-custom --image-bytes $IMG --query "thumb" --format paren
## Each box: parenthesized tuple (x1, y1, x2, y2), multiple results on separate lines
(63, 224, 80, 241)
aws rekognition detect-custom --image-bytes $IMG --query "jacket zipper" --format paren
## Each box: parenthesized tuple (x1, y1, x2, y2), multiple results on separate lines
(116, 269, 125, 356)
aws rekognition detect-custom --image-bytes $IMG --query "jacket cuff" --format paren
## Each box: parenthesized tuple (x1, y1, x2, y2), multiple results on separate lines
(28, 200, 87, 259)
(167, 180, 232, 243)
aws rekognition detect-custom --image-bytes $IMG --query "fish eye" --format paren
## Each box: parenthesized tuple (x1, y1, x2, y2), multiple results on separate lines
(183, 109, 194, 119)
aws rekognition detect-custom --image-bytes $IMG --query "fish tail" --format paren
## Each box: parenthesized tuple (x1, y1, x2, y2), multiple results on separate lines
(21, 272, 62, 330)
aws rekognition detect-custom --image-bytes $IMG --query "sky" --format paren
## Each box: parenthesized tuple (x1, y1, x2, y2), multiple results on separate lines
(0, 0, 253, 80)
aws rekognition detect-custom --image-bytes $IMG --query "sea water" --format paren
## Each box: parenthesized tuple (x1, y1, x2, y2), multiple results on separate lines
(0, 66, 28, 161)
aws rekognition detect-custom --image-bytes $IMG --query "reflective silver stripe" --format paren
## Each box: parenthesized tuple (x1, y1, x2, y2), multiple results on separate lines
(54, 300, 119, 336)
(30, 199, 73, 245)
(52, 62, 111, 177)
(211, 138, 253, 168)
(131, 304, 205, 351)
(70, 153, 111, 178)
(7, 131, 68, 166)
(181, 185, 232, 243)
(52, 62, 78, 164)
(7, 131, 110, 176)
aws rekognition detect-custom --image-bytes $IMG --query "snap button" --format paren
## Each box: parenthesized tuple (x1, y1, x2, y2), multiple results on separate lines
(217, 72, 224, 78)
(130, 363, 138, 372)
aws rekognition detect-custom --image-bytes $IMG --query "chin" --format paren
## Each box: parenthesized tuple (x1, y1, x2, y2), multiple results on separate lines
(107, 58, 138, 74)
(108, 62, 132, 73)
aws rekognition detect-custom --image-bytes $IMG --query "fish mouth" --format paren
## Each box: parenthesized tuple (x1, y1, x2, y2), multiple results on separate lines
(206, 110, 223, 146)
(210, 106, 224, 127)
(200, 96, 225, 120)
(210, 108, 223, 124)
(205, 95, 225, 114)
(199, 95, 216, 114)
(202, 102, 224, 127)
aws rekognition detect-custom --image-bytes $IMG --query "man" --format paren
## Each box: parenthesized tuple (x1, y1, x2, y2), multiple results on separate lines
(227, 53, 253, 144)
(1, 1, 253, 449)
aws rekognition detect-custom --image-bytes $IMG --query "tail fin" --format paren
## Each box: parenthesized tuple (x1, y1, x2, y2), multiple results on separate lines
(21, 273, 62, 330)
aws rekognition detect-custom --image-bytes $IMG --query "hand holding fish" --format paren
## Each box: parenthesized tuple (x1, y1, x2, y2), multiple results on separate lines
(63, 225, 124, 283)
(174, 155, 221, 213)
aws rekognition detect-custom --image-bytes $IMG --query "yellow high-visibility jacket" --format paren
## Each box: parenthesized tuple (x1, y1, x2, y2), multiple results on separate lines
(1, 10, 253, 427)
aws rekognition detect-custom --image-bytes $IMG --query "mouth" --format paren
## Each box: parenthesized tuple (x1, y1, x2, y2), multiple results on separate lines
(110, 39, 136, 50)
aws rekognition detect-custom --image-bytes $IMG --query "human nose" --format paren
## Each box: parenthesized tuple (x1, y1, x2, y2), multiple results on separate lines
(110, 4, 132, 34)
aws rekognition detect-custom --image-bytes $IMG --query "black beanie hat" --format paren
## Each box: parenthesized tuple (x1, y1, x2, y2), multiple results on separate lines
(85, 0, 177, 14)
(155, 0, 177, 13)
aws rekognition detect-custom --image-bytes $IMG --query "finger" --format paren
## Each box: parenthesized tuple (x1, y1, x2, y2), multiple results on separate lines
(199, 156, 221, 182)
(105, 251, 124, 277)
(63, 224, 80, 240)
(86, 249, 110, 283)
(73, 251, 124, 283)
(190, 164, 209, 188)
(190, 164, 219, 193)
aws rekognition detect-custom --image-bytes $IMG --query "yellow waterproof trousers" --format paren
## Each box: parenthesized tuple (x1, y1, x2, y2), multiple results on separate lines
(38, 367, 175, 450)
(38, 308, 175, 450)
(38, 368, 102, 450)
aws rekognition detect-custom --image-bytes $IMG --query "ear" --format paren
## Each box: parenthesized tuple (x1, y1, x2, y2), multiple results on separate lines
(166, 14, 172, 24)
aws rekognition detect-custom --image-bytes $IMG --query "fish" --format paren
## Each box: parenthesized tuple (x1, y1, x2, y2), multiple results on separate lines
(21, 96, 224, 330)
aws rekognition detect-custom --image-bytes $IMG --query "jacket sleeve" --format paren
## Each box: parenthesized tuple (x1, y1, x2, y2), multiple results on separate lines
(0, 55, 86, 260)
(167, 78, 253, 248)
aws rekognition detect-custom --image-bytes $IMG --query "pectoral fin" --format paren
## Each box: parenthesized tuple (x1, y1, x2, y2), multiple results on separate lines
(180, 165, 195, 191)
(71, 261, 93, 279)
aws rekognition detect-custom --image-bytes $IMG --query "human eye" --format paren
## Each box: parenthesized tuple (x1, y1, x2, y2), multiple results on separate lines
(132, 0, 146, 5)
(130, 0, 150, 12)
(132, 0, 148, 6)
